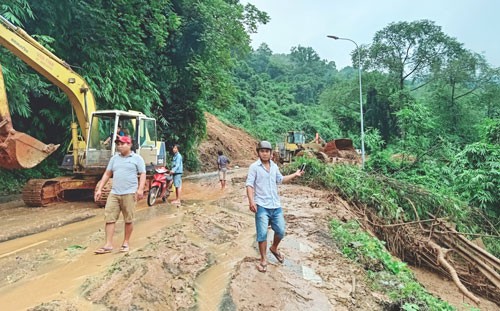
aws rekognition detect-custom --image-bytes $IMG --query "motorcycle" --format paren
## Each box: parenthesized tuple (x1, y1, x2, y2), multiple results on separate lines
(147, 166, 173, 206)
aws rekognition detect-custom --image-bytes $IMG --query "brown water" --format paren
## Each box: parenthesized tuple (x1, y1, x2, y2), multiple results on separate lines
(0, 203, 184, 310)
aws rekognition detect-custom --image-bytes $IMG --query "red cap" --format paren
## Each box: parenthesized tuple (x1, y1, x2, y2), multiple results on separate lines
(115, 135, 132, 144)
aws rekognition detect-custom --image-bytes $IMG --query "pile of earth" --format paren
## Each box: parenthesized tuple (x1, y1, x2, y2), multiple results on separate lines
(197, 113, 258, 172)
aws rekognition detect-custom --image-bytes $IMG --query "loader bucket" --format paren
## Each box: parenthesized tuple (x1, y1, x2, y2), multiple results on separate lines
(334, 139, 355, 151)
(0, 131, 59, 169)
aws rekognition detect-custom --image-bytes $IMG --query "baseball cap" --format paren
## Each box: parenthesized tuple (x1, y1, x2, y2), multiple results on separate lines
(115, 135, 132, 144)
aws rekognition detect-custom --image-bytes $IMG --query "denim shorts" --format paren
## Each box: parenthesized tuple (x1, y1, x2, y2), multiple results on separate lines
(173, 174, 182, 188)
(255, 205, 285, 242)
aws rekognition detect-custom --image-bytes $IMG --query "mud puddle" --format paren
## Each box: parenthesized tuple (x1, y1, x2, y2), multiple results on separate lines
(0, 175, 227, 310)
(193, 206, 256, 310)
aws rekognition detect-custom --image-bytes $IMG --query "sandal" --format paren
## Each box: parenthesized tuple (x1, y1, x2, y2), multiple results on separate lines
(120, 245, 129, 252)
(270, 248, 285, 264)
(94, 247, 113, 254)
(256, 262, 267, 273)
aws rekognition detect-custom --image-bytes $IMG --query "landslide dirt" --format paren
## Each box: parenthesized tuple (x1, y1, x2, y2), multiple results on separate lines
(1, 113, 498, 310)
(1, 172, 498, 310)
(0, 169, 386, 311)
(197, 113, 258, 172)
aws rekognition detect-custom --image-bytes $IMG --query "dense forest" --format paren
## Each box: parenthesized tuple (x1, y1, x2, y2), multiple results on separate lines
(1, 1, 498, 253)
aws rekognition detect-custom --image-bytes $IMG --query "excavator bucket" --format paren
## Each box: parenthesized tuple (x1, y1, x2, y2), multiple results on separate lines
(0, 132, 59, 169)
(0, 65, 59, 169)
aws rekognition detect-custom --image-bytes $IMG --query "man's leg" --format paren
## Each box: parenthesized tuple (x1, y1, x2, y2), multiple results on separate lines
(269, 208, 286, 263)
(172, 175, 182, 203)
(255, 206, 270, 271)
(123, 222, 133, 246)
(121, 194, 136, 249)
(96, 194, 120, 253)
(258, 240, 267, 263)
(104, 222, 115, 248)
(175, 186, 182, 201)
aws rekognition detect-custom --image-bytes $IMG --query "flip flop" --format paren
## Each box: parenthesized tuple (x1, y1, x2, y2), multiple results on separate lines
(94, 247, 113, 254)
(270, 248, 285, 263)
(256, 262, 267, 273)
(120, 245, 129, 252)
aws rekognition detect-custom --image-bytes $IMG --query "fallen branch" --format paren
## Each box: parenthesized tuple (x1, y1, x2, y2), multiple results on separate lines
(425, 230, 500, 239)
(372, 218, 447, 228)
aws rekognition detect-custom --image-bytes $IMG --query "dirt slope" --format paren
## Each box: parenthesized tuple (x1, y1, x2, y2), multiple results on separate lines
(198, 113, 258, 172)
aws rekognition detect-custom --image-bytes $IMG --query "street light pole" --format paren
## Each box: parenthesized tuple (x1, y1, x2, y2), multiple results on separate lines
(327, 35, 365, 168)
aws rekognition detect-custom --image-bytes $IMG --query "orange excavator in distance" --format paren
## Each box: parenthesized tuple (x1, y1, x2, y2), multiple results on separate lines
(0, 15, 167, 206)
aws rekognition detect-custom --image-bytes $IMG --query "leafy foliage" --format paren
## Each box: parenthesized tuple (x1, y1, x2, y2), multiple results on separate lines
(1, 0, 268, 171)
(212, 43, 340, 143)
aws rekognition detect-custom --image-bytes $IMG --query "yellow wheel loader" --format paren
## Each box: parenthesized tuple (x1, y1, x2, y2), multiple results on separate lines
(277, 130, 305, 163)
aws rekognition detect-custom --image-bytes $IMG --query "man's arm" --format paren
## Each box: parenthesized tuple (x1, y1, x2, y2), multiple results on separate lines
(245, 165, 257, 213)
(170, 157, 179, 175)
(246, 186, 256, 213)
(136, 172, 146, 200)
(94, 170, 113, 201)
(282, 169, 303, 184)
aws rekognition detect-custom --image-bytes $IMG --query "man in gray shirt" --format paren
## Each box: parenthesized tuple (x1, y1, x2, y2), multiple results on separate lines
(94, 135, 146, 254)
(246, 141, 303, 272)
(217, 150, 230, 189)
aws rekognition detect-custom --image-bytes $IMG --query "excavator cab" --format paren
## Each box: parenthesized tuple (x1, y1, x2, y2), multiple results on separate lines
(0, 65, 59, 169)
(82, 110, 165, 173)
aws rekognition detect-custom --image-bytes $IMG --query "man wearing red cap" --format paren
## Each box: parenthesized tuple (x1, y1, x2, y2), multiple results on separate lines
(94, 135, 146, 254)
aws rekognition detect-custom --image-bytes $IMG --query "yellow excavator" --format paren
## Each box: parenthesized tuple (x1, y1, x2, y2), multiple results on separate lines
(0, 15, 166, 206)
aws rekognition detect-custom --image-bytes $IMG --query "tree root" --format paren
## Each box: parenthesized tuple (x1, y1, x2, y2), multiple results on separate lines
(427, 240, 480, 304)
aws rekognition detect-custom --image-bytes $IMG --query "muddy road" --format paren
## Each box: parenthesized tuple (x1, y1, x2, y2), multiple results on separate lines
(0, 169, 497, 310)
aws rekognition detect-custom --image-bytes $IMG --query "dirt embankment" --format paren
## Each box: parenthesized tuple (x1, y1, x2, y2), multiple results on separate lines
(197, 113, 258, 172)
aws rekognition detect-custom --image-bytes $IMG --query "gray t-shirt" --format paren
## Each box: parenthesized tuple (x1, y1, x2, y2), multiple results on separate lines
(106, 152, 146, 195)
(217, 155, 230, 170)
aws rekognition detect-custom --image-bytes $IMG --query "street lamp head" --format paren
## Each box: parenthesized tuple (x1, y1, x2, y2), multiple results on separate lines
(327, 35, 339, 40)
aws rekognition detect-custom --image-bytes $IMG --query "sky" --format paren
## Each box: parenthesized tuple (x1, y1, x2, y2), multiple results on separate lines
(247, 0, 500, 69)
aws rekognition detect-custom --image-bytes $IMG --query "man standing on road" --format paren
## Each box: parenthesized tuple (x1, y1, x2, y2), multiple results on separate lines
(217, 150, 231, 190)
(170, 144, 183, 205)
(246, 141, 303, 272)
(94, 135, 146, 254)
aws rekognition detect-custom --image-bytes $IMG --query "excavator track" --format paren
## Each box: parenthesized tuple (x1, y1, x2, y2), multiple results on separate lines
(94, 177, 152, 207)
(94, 179, 112, 208)
(22, 176, 99, 207)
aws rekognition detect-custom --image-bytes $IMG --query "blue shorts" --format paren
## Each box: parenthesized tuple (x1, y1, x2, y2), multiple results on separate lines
(173, 174, 182, 188)
(255, 205, 285, 242)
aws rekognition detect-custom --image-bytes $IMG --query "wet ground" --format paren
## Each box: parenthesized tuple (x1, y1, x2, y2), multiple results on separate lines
(0, 169, 497, 310)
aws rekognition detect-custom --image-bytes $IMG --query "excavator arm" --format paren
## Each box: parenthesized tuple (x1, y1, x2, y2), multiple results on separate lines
(0, 15, 96, 169)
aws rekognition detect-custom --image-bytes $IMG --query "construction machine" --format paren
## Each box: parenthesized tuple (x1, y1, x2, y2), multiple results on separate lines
(277, 129, 359, 164)
(0, 15, 166, 206)
(277, 130, 305, 163)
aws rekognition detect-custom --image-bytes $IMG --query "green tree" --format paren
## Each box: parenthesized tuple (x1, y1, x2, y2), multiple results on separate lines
(365, 20, 455, 91)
